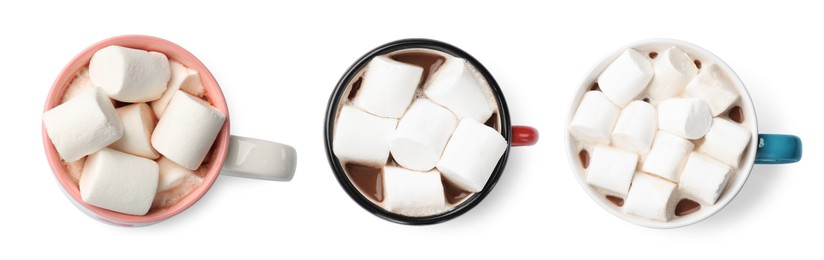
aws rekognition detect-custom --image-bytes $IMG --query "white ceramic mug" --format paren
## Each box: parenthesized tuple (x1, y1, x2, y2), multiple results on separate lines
(565, 39, 802, 228)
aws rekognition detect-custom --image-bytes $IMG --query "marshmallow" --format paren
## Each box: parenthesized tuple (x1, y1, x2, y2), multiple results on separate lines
(569, 91, 621, 145)
(64, 157, 86, 183)
(351, 56, 423, 118)
(623, 172, 678, 222)
(156, 157, 195, 192)
(611, 101, 657, 154)
(43, 87, 124, 162)
(109, 103, 159, 159)
(390, 99, 458, 171)
(641, 131, 694, 182)
(222, 136, 297, 181)
(150, 60, 205, 118)
(62, 67, 94, 103)
(647, 47, 698, 103)
(698, 118, 752, 168)
(152, 171, 202, 210)
(684, 64, 740, 116)
(79, 148, 159, 215)
(382, 166, 446, 215)
(678, 152, 732, 205)
(585, 146, 638, 197)
(656, 98, 712, 140)
(89, 46, 171, 102)
(333, 105, 398, 167)
(424, 57, 495, 122)
(437, 119, 507, 192)
(597, 49, 654, 107)
(152, 91, 226, 170)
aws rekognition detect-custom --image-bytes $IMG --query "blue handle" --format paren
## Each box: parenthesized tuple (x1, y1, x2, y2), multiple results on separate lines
(755, 134, 802, 164)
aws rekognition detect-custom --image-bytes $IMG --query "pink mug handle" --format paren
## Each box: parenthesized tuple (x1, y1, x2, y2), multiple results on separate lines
(511, 126, 539, 146)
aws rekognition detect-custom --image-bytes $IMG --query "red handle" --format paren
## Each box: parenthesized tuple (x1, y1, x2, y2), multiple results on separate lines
(511, 126, 539, 146)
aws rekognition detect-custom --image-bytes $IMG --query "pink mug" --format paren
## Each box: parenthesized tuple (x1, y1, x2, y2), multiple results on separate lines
(42, 35, 297, 226)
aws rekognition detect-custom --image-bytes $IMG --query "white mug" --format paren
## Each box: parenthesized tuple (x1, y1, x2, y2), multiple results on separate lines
(565, 39, 802, 228)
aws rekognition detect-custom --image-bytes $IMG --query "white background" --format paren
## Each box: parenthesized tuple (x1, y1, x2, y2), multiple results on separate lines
(1, 0, 819, 259)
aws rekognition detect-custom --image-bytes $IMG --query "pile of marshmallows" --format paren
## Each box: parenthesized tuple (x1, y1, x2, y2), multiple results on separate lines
(569, 47, 751, 222)
(333, 55, 506, 215)
(43, 46, 226, 215)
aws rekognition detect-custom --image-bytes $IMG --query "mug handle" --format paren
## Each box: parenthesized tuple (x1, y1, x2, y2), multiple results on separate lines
(755, 134, 802, 164)
(220, 136, 297, 181)
(512, 126, 539, 146)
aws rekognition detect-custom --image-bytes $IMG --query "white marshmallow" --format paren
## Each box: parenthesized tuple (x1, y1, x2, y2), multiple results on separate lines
(177, 71, 205, 99)
(611, 101, 657, 154)
(684, 64, 740, 116)
(678, 152, 732, 205)
(351, 56, 423, 118)
(333, 105, 398, 167)
(647, 47, 698, 103)
(64, 156, 86, 183)
(109, 103, 159, 159)
(62, 67, 94, 103)
(89, 46, 171, 102)
(437, 119, 507, 192)
(424, 57, 495, 122)
(43, 87, 124, 162)
(79, 148, 159, 215)
(569, 91, 621, 145)
(597, 49, 654, 107)
(656, 98, 712, 140)
(585, 146, 638, 197)
(156, 157, 195, 192)
(150, 60, 205, 118)
(221, 136, 298, 181)
(641, 131, 694, 182)
(152, 91, 226, 170)
(382, 166, 446, 215)
(390, 99, 458, 171)
(623, 172, 678, 222)
(151, 169, 203, 210)
(698, 118, 752, 168)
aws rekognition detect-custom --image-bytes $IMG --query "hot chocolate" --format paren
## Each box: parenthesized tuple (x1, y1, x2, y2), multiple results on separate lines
(569, 45, 755, 222)
(49, 46, 221, 215)
(332, 48, 504, 217)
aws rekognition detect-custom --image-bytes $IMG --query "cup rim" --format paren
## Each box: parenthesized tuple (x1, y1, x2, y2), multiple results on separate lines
(42, 35, 231, 226)
(564, 38, 760, 228)
(324, 38, 512, 225)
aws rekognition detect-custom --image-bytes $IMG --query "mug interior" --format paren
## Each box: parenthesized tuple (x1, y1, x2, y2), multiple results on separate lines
(42, 35, 230, 226)
(565, 39, 759, 228)
(325, 39, 512, 225)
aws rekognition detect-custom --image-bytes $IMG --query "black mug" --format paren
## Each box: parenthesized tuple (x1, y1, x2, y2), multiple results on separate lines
(324, 39, 538, 225)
